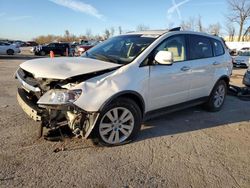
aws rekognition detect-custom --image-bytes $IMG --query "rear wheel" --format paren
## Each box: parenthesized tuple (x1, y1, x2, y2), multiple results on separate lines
(204, 80, 227, 112)
(7, 49, 14, 55)
(93, 98, 142, 146)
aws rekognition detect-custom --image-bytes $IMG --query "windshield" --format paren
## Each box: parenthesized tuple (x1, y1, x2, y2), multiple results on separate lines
(82, 35, 156, 65)
(239, 51, 250, 56)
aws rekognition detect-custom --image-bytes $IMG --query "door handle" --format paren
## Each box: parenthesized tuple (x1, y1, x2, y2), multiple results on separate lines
(213, 61, 220, 65)
(181, 66, 190, 71)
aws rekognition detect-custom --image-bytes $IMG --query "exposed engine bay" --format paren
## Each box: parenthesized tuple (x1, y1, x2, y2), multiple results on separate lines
(16, 67, 117, 138)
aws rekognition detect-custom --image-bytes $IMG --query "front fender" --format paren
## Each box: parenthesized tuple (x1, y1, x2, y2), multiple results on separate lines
(72, 64, 149, 112)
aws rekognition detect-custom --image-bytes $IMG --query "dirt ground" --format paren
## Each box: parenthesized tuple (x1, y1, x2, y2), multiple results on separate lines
(0, 53, 249, 188)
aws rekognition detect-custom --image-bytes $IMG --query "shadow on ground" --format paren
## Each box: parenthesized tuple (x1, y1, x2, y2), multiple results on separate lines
(137, 96, 250, 142)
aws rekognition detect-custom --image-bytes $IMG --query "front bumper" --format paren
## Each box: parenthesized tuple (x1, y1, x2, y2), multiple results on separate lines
(17, 88, 43, 121)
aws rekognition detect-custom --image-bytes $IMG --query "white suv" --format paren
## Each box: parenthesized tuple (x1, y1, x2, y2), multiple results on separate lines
(16, 29, 232, 146)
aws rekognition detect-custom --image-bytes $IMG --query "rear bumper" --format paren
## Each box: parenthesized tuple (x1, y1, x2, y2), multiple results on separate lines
(17, 88, 43, 121)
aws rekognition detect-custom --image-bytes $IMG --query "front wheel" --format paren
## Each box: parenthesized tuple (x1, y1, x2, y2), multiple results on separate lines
(204, 80, 227, 112)
(93, 98, 142, 146)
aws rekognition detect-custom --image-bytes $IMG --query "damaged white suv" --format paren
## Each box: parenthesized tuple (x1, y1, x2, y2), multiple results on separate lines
(16, 29, 232, 146)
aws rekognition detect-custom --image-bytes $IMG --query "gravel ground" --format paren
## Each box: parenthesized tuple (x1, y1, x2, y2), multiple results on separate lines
(0, 54, 249, 188)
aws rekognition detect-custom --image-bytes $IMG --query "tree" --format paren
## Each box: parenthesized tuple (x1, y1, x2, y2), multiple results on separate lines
(208, 23, 221, 35)
(227, 0, 250, 41)
(225, 22, 236, 41)
(180, 17, 195, 31)
(104, 29, 111, 39)
(110, 27, 115, 37)
(136, 24, 150, 31)
(197, 15, 203, 32)
(85, 29, 92, 40)
(242, 26, 250, 41)
(118, 26, 122, 35)
(64, 30, 70, 42)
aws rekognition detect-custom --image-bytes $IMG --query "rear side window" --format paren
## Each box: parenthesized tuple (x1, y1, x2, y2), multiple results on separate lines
(189, 35, 213, 60)
(211, 39, 224, 56)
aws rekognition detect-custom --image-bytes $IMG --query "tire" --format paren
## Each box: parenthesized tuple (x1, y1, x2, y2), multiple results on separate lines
(92, 98, 142, 146)
(204, 80, 227, 112)
(7, 49, 14, 55)
(39, 51, 46, 56)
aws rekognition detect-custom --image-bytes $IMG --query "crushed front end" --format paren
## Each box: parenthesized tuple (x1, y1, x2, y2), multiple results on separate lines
(15, 68, 99, 138)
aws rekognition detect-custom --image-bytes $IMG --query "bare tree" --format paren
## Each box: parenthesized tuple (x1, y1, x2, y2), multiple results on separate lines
(242, 26, 250, 41)
(225, 22, 236, 41)
(227, 0, 250, 41)
(197, 15, 203, 32)
(180, 17, 195, 31)
(118, 26, 122, 35)
(208, 23, 221, 35)
(104, 29, 111, 39)
(64, 30, 70, 42)
(110, 27, 115, 37)
(136, 24, 150, 31)
(85, 29, 92, 40)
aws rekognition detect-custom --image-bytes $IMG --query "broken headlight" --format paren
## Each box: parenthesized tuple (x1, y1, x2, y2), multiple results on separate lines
(37, 89, 82, 105)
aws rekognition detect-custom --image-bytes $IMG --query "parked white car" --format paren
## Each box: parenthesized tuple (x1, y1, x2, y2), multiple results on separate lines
(233, 51, 250, 68)
(16, 29, 232, 146)
(0, 42, 21, 55)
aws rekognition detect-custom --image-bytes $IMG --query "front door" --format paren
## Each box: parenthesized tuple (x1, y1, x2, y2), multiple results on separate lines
(148, 35, 191, 111)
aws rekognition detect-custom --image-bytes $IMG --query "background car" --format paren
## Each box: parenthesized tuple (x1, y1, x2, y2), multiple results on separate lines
(75, 40, 100, 56)
(239, 47, 250, 53)
(0, 42, 21, 55)
(243, 68, 250, 87)
(233, 51, 250, 68)
(34, 42, 70, 56)
(25, 41, 38, 47)
(12, 40, 26, 47)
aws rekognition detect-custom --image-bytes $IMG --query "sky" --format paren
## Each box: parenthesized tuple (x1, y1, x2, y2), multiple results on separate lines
(0, 0, 230, 40)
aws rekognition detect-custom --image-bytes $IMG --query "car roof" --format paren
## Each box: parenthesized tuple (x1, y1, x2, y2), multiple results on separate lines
(124, 29, 222, 41)
(126, 30, 168, 35)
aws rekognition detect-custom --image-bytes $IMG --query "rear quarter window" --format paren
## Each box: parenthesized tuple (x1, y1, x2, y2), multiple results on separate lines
(189, 35, 213, 60)
(211, 39, 224, 56)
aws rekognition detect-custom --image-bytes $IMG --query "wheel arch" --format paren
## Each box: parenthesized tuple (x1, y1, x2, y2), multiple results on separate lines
(209, 75, 230, 96)
(99, 90, 145, 117)
(218, 75, 230, 88)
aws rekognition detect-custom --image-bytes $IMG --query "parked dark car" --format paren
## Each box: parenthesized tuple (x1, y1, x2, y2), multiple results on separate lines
(34, 43, 70, 56)
(26, 41, 38, 47)
(243, 69, 250, 87)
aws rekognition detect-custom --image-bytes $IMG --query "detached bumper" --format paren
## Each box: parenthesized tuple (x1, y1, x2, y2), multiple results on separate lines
(17, 88, 42, 121)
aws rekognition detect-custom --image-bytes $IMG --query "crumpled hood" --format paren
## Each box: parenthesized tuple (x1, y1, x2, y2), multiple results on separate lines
(20, 57, 121, 79)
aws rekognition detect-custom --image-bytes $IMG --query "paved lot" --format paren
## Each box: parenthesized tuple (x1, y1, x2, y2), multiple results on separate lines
(0, 55, 249, 188)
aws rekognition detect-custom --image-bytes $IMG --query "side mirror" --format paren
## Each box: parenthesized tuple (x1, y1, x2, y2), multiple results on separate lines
(154, 51, 173, 65)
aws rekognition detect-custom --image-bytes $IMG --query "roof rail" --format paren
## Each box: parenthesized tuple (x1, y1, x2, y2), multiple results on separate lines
(169, 27, 181, 32)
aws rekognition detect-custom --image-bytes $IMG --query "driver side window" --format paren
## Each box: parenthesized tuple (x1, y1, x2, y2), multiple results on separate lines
(154, 35, 187, 62)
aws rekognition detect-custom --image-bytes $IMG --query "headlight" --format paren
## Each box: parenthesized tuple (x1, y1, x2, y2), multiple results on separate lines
(37, 89, 82, 105)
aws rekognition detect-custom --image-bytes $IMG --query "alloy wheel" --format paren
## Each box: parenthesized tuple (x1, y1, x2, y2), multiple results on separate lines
(213, 85, 225, 108)
(99, 107, 135, 144)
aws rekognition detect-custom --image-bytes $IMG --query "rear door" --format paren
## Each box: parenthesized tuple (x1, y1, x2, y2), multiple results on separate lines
(187, 34, 215, 100)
